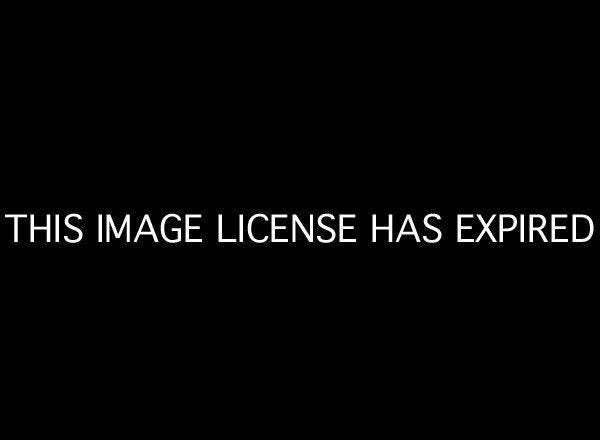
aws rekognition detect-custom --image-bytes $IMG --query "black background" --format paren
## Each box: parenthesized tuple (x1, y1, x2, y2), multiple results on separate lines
(1, 6, 597, 434)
